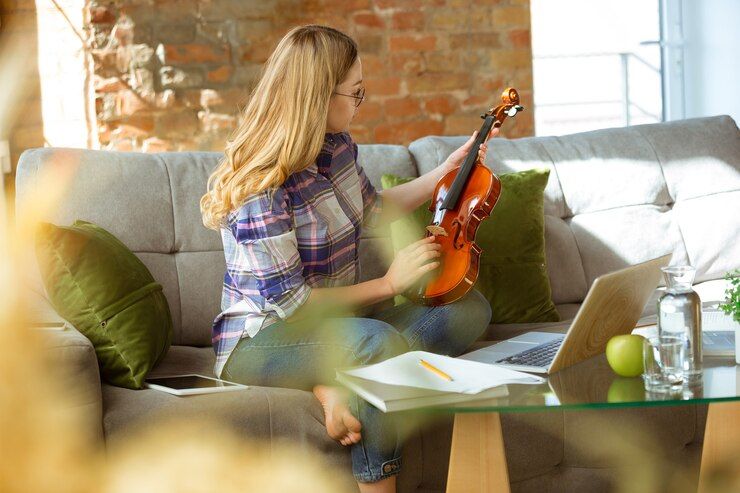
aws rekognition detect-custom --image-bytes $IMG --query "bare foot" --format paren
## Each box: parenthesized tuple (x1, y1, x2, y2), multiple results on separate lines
(313, 384, 362, 446)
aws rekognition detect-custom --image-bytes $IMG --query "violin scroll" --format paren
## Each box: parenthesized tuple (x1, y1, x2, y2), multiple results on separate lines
(482, 87, 525, 128)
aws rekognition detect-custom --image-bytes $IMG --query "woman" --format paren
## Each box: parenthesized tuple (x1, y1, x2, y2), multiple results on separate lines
(200, 25, 495, 493)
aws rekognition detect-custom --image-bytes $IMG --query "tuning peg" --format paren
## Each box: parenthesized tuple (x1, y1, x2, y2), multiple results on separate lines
(506, 105, 525, 117)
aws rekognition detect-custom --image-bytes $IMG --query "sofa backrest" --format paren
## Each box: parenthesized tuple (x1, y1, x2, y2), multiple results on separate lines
(16, 115, 738, 347)
(15, 144, 417, 347)
(409, 115, 740, 306)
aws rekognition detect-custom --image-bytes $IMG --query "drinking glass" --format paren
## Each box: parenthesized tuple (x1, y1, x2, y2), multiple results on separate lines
(642, 336, 685, 393)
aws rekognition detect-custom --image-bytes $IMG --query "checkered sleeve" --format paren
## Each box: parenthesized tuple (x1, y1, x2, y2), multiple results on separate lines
(344, 132, 384, 229)
(229, 188, 311, 320)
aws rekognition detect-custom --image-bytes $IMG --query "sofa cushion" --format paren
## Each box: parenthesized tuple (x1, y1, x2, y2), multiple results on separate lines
(357, 143, 418, 240)
(381, 170, 559, 324)
(640, 115, 740, 203)
(568, 205, 687, 288)
(540, 127, 672, 215)
(544, 216, 588, 304)
(357, 143, 419, 194)
(40, 325, 104, 444)
(101, 379, 362, 477)
(103, 345, 344, 458)
(671, 191, 740, 284)
(35, 220, 173, 389)
(476, 168, 560, 323)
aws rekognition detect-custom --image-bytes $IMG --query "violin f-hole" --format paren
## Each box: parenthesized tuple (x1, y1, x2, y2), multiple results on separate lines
(451, 220, 465, 249)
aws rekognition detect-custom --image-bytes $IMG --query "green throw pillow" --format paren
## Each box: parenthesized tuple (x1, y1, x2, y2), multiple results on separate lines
(381, 169, 560, 324)
(34, 220, 173, 389)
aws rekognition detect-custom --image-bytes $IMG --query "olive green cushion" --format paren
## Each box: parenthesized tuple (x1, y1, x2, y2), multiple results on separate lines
(381, 169, 560, 324)
(34, 220, 172, 389)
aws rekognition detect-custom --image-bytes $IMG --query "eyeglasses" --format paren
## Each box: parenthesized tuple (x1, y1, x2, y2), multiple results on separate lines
(333, 87, 365, 108)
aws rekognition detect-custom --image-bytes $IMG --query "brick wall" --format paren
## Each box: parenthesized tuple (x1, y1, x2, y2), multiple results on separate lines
(89, 0, 534, 151)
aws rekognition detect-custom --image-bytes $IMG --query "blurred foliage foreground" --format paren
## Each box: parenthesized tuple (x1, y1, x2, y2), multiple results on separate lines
(0, 156, 350, 493)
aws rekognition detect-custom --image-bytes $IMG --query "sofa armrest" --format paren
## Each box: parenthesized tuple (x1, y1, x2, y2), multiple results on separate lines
(39, 326, 104, 446)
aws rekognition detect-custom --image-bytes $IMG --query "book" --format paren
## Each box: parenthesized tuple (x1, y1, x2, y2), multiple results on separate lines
(334, 350, 544, 412)
(335, 372, 509, 412)
(337, 350, 544, 394)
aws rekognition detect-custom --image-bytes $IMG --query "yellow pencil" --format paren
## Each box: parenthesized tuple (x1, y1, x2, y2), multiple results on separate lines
(419, 358, 454, 381)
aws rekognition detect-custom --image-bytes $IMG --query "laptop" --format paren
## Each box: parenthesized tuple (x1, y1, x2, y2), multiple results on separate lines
(703, 329, 735, 357)
(459, 254, 672, 374)
(701, 308, 738, 357)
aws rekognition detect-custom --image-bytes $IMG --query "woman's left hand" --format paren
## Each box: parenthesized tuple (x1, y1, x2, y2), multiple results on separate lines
(440, 127, 499, 174)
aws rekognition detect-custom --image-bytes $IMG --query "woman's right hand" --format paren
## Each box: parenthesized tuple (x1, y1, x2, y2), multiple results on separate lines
(383, 236, 442, 296)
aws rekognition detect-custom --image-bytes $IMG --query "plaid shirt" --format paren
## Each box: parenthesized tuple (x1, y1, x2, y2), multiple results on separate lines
(211, 132, 383, 377)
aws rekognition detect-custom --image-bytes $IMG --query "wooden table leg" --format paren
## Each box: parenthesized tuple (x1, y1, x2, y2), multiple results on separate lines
(446, 412, 510, 493)
(698, 401, 740, 492)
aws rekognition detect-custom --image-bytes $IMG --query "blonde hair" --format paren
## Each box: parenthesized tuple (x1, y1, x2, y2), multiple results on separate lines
(200, 25, 358, 231)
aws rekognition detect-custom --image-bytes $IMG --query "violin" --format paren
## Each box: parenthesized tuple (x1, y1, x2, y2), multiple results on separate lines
(405, 88, 524, 306)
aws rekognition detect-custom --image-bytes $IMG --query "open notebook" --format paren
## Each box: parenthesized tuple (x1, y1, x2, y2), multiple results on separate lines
(336, 350, 544, 412)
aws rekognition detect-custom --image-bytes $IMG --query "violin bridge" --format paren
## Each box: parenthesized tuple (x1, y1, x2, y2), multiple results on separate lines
(426, 225, 448, 237)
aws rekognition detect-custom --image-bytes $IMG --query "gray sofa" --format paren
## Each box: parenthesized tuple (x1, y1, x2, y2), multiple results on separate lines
(18, 115, 740, 492)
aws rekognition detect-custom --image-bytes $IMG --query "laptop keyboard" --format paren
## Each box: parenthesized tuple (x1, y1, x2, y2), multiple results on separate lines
(496, 337, 565, 367)
(703, 330, 735, 347)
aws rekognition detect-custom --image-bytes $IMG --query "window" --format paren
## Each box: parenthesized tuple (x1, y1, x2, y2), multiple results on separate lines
(531, 0, 663, 136)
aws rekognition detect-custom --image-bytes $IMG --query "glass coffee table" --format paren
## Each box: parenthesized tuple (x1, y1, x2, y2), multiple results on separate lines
(430, 353, 740, 493)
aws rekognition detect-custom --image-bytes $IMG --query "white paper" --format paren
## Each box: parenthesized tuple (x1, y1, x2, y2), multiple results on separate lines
(340, 351, 545, 394)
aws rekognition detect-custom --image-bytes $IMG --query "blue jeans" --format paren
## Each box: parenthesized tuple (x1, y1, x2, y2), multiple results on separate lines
(221, 288, 492, 483)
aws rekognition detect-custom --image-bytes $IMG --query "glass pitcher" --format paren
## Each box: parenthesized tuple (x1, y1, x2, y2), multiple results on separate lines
(657, 265, 703, 381)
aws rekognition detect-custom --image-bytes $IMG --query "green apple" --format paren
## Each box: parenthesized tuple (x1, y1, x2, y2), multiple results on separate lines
(605, 334, 645, 377)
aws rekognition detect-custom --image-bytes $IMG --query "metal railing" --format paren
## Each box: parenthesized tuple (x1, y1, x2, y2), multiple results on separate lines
(534, 52, 662, 131)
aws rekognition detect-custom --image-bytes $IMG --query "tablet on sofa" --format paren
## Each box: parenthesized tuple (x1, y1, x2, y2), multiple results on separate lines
(144, 374, 248, 396)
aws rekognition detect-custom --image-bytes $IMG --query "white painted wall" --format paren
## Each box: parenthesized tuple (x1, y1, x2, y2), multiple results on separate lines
(672, 0, 740, 122)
